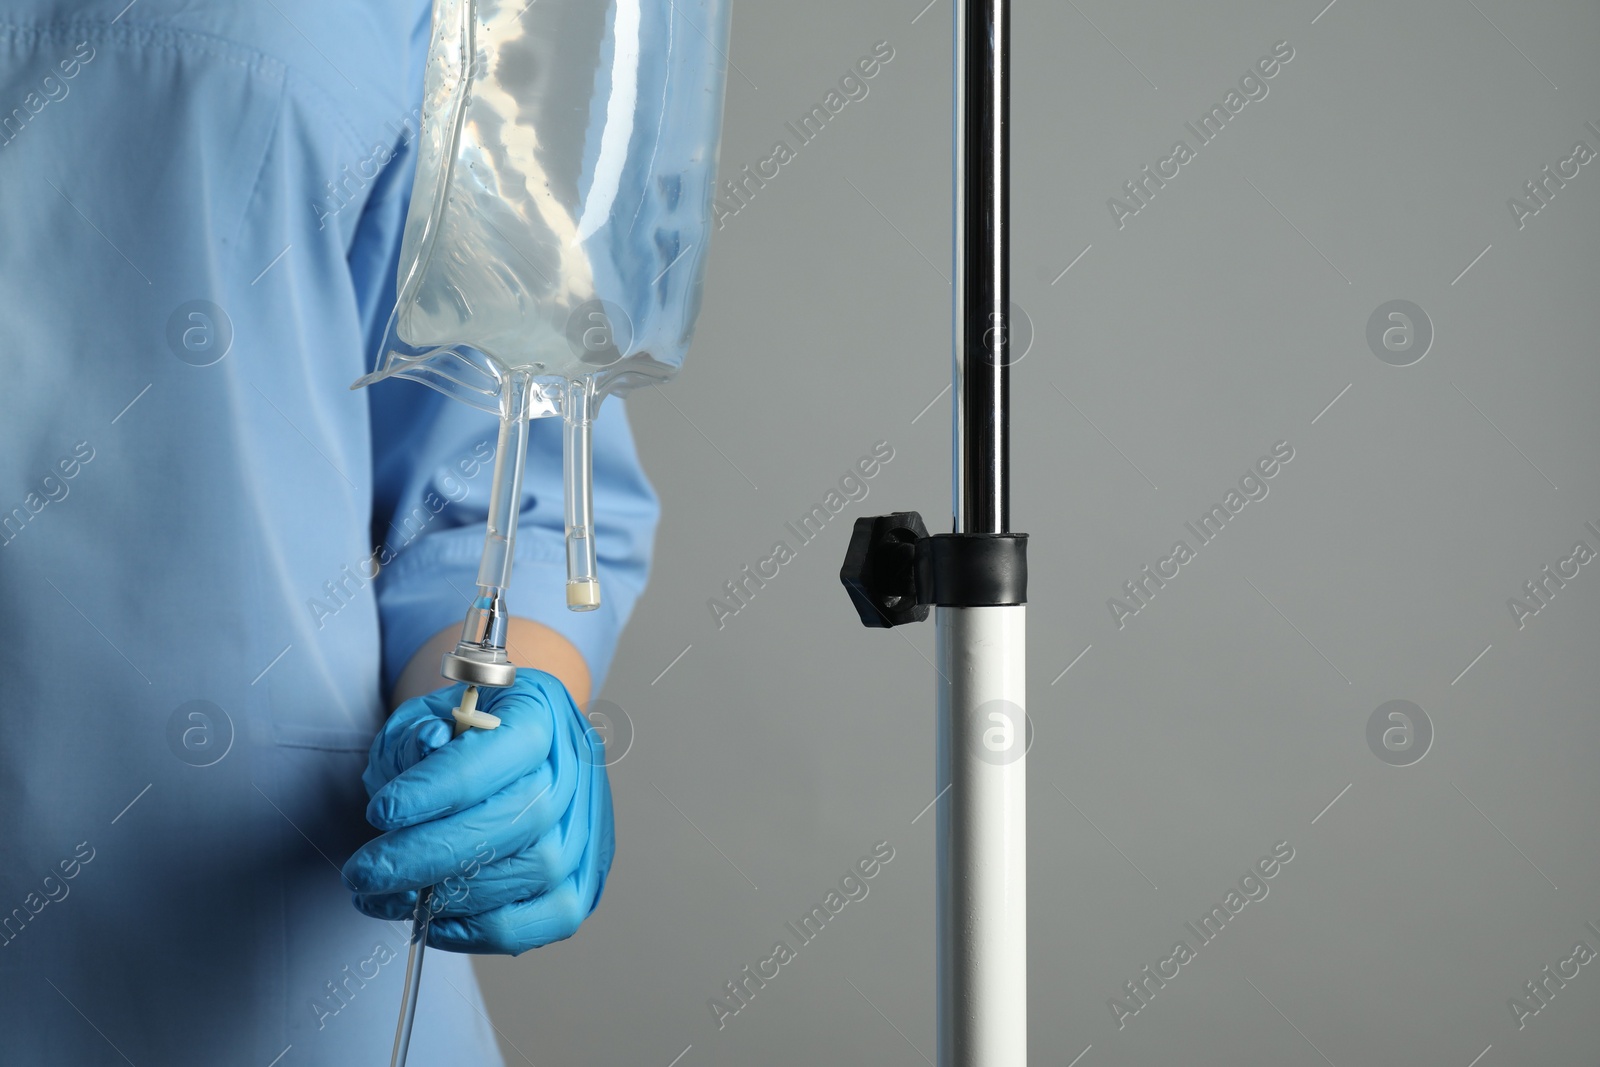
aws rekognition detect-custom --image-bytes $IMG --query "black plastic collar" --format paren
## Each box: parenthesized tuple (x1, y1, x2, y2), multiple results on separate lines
(916, 532, 1028, 607)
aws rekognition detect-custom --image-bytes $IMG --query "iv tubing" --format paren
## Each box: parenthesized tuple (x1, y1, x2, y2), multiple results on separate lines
(443, 375, 532, 688)
(478, 379, 531, 596)
(390, 686, 497, 1067)
(389, 887, 433, 1067)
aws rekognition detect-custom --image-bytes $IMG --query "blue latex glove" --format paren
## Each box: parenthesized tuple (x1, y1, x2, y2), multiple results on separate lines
(342, 669, 615, 955)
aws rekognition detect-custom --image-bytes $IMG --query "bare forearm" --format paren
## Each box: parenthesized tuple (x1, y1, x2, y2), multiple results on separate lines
(392, 618, 593, 708)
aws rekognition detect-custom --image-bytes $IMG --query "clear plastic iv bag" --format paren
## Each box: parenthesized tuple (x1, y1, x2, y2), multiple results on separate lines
(360, 0, 731, 412)
(355, 0, 731, 617)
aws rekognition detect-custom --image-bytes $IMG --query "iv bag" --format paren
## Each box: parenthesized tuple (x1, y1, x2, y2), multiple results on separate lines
(357, 0, 733, 419)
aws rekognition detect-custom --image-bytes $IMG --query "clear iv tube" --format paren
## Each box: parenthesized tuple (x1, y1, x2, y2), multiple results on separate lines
(391, 686, 498, 1067)
(478, 377, 532, 598)
(390, 887, 434, 1067)
(442, 372, 532, 688)
(564, 378, 600, 611)
(395, 373, 597, 1065)
(396, 385, 537, 1067)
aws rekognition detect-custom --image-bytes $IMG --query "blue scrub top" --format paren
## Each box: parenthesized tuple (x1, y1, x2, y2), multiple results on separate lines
(0, 3, 658, 1064)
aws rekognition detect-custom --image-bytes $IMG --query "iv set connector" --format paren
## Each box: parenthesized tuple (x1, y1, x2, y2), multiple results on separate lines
(441, 645, 518, 689)
(441, 592, 519, 688)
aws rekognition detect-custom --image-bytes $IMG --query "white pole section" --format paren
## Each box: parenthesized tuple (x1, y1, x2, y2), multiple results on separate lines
(937, 603, 1027, 1066)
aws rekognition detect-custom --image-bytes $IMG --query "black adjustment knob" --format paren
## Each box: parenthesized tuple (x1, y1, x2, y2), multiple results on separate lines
(839, 512, 931, 628)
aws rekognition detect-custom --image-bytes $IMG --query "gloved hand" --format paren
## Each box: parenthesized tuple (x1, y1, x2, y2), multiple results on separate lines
(341, 668, 614, 955)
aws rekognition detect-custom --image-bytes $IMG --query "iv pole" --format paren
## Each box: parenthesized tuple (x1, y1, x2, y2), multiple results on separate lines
(841, 1, 1026, 1062)
(944, 0, 1025, 1063)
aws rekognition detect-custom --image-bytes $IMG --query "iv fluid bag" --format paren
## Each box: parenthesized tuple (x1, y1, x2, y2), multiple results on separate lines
(360, 0, 732, 416)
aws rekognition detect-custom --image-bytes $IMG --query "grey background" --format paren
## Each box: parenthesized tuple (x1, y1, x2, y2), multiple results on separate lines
(475, 1, 1600, 1064)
